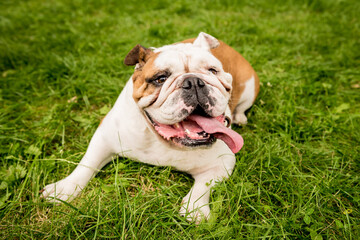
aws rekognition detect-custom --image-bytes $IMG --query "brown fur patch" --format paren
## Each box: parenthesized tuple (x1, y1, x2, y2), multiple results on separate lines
(181, 39, 260, 113)
(132, 52, 161, 102)
(184, 56, 190, 73)
(124, 44, 154, 66)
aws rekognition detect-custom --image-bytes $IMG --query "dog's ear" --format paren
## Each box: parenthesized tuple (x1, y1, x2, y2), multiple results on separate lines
(193, 32, 220, 50)
(124, 44, 153, 66)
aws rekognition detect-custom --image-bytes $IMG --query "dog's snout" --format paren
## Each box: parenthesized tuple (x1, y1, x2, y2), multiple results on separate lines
(182, 77, 205, 90)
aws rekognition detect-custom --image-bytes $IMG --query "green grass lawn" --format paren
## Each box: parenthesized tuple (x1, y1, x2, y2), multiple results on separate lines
(1, 0, 359, 239)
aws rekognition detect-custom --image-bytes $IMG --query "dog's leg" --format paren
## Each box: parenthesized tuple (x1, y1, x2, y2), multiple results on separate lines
(41, 126, 115, 203)
(232, 75, 257, 125)
(180, 155, 235, 223)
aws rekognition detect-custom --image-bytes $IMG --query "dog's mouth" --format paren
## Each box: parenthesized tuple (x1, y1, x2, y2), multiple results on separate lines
(145, 107, 244, 153)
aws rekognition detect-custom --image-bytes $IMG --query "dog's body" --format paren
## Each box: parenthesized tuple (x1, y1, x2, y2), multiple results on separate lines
(42, 33, 259, 221)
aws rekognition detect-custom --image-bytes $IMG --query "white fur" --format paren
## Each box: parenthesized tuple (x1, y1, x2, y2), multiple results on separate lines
(147, 43, 233, 124)
(233, 75, 256, 125)
(193, 32, 220, 50)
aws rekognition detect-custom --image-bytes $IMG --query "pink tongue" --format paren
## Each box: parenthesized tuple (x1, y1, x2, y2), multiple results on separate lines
(187, 115, 244, 153)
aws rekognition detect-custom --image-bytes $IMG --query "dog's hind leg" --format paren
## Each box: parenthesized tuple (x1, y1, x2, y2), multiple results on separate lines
(232, 75, 259, 125)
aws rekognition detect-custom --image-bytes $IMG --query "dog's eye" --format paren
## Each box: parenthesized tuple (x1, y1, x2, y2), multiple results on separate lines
(154, 75, 167, 85)
(208, 68, 218, 75)
(146, 70, 171, 86)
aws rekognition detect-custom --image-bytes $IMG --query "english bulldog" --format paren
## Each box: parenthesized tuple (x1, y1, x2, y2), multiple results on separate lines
(42, 32, 260, 222)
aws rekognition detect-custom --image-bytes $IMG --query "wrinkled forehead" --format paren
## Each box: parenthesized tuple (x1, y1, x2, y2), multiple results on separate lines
(153, 43, 222, 71)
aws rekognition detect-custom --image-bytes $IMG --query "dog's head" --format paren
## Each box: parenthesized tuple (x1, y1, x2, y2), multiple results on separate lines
(124, 32, 242, 153)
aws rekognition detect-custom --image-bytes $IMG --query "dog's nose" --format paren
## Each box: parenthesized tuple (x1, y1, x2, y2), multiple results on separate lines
(197, 78, 205, 87)
(182, 77, 205, 90)
(182, 78, 192, 89)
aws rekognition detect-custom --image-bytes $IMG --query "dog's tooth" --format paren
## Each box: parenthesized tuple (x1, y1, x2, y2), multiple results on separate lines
(174, 123, 181, 129)
(198, 131, 209, 138)
(185, 129, 191, 135)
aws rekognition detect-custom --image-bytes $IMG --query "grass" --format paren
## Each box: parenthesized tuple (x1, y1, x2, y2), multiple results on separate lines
(1, 0, 359, 238)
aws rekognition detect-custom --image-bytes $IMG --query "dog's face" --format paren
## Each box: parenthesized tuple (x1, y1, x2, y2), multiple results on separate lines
(124, 33, 239, 151)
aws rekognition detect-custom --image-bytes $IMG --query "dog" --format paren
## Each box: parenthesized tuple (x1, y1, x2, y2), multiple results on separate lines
(41, 32, 260, 222)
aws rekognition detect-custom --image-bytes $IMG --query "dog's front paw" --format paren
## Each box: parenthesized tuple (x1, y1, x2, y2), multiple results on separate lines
(41, 178, 83, 203)
(180, 195, 210, 223)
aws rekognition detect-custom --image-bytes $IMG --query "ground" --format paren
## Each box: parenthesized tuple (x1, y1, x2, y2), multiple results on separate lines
(0, 0, 359, 239)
